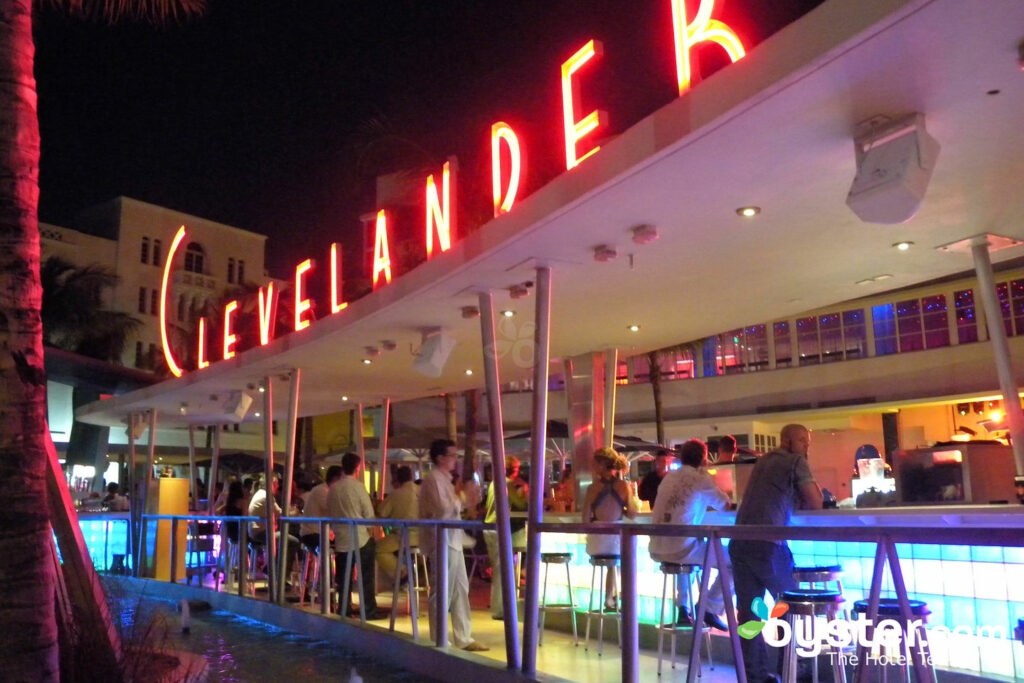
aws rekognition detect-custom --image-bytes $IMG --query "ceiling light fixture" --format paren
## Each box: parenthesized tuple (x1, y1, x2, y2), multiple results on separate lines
(465, 369, 474, 376)
(341, 395, 349, 401)
(628, 324, 641, 332)
(855, 278, 875, 286)
(258, 385, 266, 393)
(593, 245, 618, 262)
(874, 274, 893, 281)
(254, 412, 261, 418)
(736, 206, 761, 218)
(362, 358, 372, 365)
(630, 224, 659, 245)
(893, 241, 914, 251)
(501, 310, 515, 318)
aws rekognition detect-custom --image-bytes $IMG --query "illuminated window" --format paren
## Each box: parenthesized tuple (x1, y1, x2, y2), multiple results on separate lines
(842, 309, 867, 358)
(955, 289, 978, 344)
(921, 294, 950, 349)
(140, 237, 150, 264)
(796, 316, 820, 365)
(873, 304, 897, 356)
(744, 324, 768, 371)
(184, 242, 205, 274)
(996, 279, 1024, 337)
(819, 313, 842, 363)
(152, 239, 162, 266)
(227, 258, 235, 284)
(719, 329, 745, 374)
(773, 321, 792, 368)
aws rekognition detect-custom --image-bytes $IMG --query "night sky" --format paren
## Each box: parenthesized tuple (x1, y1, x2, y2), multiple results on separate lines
(32, 1, 823, 277)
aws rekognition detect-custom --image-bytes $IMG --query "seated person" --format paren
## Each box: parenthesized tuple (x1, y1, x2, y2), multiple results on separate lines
(649, 439, 729, 630)
(376, 465, 420, 582)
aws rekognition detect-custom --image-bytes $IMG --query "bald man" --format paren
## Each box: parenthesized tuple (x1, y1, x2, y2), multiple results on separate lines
(729, 424, 823, 683)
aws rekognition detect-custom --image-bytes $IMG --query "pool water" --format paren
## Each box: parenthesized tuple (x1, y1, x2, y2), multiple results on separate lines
(110, 594, 440, 682)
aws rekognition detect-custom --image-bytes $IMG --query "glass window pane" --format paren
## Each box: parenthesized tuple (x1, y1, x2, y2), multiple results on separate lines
(773, 321, 792, 368)
(921, 294, 949, 349)
(997, 282, 1013, 337)
(796, 316, 820, 365)
(896, 299, 923, 352)
(842, 309, 866, 358)
(745, 324, 768, 371)
(818, 313, 843, 363)
(954, 289, 977, 344)
(873, 304, 897, 356)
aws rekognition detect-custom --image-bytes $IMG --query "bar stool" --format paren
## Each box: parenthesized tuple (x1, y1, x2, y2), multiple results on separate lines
(779, 589, 847, 683)
(794, 564, 844, 594)
(539, 552, 578, 646)
(409, 546, 430, 605)
(512, 545, 527, 599)
(584, 554, 621, 656)
(656, 562, 713, 676)
(852, 598, 934, 683)
(298, 544, 319, 604)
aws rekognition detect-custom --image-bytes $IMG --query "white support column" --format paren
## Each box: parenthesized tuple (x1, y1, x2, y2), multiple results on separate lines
(355, 403, 366, 474)
(278, 368, 300, 604)
(604, 348, 618, 447)
(138, 409, 158, 576)
(478, 289, 521, 669)
(970, 238, 1024, 475)
(522, 266, 551, 675)
(378, 397, 390, 500)
(207, 425, 221, 516)
(127, 412, 138, 574)
(261, 377, 278, 603)
(187, 424, 197, 510)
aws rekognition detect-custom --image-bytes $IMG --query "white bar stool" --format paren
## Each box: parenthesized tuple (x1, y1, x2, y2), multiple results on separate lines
(539, 552, 578, 646)
(656, 562, 713, 676)
(584, 554, 621, 656)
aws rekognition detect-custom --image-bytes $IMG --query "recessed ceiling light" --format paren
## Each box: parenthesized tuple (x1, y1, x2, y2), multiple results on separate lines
(628, 324, 641, 332)
(874, 274, 893, 281)
(361, 358, 372, 365)
(341, 395, 349, 401)
(856, 278, 875, 286)
(254, 412, 261, 418)
(501, 310, 515, 318)
(258, 386, 266, 393)
(736, 206, 761, 218)
(893, 241, 914, 251)
(465, 369, 474, 376)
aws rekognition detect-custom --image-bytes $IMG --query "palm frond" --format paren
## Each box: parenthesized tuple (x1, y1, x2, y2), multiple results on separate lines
(43, 0, 205, 25)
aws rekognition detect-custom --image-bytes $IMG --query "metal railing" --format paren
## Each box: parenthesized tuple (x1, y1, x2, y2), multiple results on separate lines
(125, 513, 1024, 683)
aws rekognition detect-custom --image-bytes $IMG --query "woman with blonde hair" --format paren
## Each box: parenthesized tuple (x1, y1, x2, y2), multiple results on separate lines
(581, 447, 638, 610)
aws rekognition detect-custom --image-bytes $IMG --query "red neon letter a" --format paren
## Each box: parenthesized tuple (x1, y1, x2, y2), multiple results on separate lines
(372, 210, 392, 290)
(671, 0, 745, 95)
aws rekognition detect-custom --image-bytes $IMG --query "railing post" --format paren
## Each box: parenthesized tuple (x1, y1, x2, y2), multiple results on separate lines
(711, 533, 746, 683)
(279, 368, 301, 604)
(884, 538, 936, 683)
(352, 524, 366, 623)
(620, 528, 639, 683)
(169, 517, 179, 584)
(320, 520, 331, 616)
(435, 527, 449, 648)
(238, 520, 249, 597)
(405, 524, 420, 640)
(687, 541, 714, 682)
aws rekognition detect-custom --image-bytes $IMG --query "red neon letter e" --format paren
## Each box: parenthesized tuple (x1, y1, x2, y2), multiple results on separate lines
(671, 0, 745, 95)
(561, 39, 606, 170)
(258, 282, 278, 345)
(294, 259, 313, 331)
(223, 300, 239, 360)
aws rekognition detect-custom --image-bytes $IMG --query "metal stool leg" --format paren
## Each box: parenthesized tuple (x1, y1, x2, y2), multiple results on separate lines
(539, 560, 550, 646)
(566, 561, 578, 645)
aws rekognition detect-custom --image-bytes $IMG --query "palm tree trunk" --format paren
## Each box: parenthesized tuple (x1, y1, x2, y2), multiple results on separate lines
(0, 1, 59, 678)
(647, 351, 665, 445)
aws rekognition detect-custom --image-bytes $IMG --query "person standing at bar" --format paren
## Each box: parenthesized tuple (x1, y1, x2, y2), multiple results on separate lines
(328, 453, 386, 620)
(638, 449, 675, 507)
(648, 439, 729, 630)
(714, 434, 738, 464)
(484, 455, 528, 620)
(729, 424, 823, 683)
(300, 465, 342, 554)
(420, 439, 489, 652)
(581, 447, 638, 610)
(376, 465, 419, 582)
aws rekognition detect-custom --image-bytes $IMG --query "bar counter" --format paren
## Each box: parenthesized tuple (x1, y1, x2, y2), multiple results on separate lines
(536, 505, 1024, 680)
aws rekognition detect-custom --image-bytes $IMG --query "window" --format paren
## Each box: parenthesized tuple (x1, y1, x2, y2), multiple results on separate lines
(237, 259, 246, 284)
(134, 341, 143, 368)
(148, 344, 158, 369)
(138, 287, 147, 314)
(921, 294, 950, 349)
(873, 304, 897, 356)
(744, 324, 769, 371)
(773, 321, 792, 368)
(150, 289, 159, 315)
(819, 313, 843, 363)
(140, 237, 149, 264)
(152, 239, 162, 266)
(895, 299, 924, 352)
(227, 258, 236, 284)
(184, 242, 205, 274)
(955, 289, 978, 344)
(842, 309, 867, 359)
(670, 346, 695, 379)
(796, 316, 820, 365)
(996, 279, 1024, 337)
(719, 330, 745, 374)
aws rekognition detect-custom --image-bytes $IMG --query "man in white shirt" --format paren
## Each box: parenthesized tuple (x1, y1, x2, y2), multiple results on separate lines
(248, 474, 301, 584)
(420, 439, 488, 652)
(649, 439, 729, 630)
(300, 465, 342, 553)
(376, 465, 419, 582)
(327, 453, 384, 620)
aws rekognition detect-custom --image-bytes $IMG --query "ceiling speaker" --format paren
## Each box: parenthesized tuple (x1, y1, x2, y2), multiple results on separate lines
(413, 329, 456, 378)
(225, 392, 254, 421)
(846, 113, 939, 225)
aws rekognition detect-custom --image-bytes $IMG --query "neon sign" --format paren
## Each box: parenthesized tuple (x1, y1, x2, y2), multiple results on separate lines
(160, 0, 747, 376)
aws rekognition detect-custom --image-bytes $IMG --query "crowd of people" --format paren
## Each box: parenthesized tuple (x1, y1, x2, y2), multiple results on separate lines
(203, 424, 823, 679)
